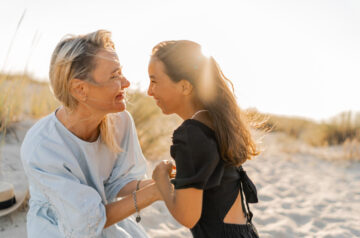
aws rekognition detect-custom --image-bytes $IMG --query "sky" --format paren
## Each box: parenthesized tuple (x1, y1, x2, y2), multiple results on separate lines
(1, 0, 359, 121)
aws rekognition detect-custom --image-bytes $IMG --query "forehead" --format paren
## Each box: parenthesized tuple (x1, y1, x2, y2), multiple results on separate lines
(94, 49, 120, 69)
(91, 50, 120, 81)
(149, 59, 167, 76)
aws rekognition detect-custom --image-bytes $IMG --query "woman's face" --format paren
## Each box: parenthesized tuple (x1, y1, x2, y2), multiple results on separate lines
(85, 49, 130, 113)
(147, 59, 183, 115)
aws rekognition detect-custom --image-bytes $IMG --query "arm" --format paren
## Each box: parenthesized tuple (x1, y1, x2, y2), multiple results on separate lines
(105, 111, 152, 201)
(105, 182, 161, 228)
(116, 179, 155, 197)
(152, 161, 203, 228)
(21, 139, 161, 237)
(25, 153, 161, 233)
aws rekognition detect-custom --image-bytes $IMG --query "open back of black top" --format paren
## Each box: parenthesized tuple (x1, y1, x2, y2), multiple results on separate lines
(170, 119, 259, 238)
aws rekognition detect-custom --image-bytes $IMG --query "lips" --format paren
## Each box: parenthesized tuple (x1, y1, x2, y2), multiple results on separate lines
(153, 97, 160, 103)
(115, 92, 124, 101)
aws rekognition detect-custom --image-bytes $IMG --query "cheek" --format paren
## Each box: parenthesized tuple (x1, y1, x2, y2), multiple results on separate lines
(95, 86, 118, 101)
(161, 87, 181, 104)
(109, 83, 121, 95)
(157, 86, 169, 100)
(152, 84, 160, 97)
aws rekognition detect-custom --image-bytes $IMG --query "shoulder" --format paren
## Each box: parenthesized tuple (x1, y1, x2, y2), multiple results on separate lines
(112, 110, 135, 130)
(111, 111, 138, 143)
(173, 120, 216, 145)
(21, 112, 74, 168)
(21, 113, 57, 155)
(172, 120, 218, 158)
(116, 110, 133, 123)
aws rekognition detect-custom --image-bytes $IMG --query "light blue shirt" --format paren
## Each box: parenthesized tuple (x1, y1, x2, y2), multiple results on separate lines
(21, 110, 149, 238)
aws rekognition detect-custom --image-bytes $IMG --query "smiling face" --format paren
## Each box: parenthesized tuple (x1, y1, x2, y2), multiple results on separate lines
(82, 49, 130, 113)
(147, 58, 184, 115)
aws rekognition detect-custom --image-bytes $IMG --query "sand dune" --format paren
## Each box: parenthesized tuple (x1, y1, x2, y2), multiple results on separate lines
(0, 122, 359, 238)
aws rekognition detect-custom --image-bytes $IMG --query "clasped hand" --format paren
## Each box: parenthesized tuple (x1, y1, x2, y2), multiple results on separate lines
(152, 160, 176, 182)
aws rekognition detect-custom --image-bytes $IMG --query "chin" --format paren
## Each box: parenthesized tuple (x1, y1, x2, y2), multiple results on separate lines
(113, 102, 126, 112)
(160, 108, 173, 115)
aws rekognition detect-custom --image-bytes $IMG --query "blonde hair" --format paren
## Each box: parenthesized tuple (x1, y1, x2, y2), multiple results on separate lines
(49, 30, 120, 153)
(152, 40, 259, 166)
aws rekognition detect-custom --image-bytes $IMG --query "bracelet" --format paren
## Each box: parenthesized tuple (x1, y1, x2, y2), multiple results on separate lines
(136, 180, 141, 191)
(132, 191, 141, 223)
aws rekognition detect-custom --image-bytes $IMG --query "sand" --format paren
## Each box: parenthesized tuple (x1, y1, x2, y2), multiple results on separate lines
(0, 122, 359, 238)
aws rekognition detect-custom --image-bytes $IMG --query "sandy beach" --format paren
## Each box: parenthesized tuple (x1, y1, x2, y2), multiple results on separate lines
(1, 122, 359, 238)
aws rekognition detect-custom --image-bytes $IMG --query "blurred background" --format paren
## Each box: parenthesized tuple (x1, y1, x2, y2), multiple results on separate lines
(0, 1, 359, 237)
(1, 0, 359, 159)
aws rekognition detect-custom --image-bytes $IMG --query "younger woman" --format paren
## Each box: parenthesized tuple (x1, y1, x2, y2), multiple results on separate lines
(148, 40, 260, 238)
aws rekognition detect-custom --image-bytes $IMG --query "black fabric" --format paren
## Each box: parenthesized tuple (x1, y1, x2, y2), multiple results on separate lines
(0, 196, 16, 210)
(223, 223, 259, 238)
(238, 167, 258, 204)
(170, 120, 259, 238)
(170, 120, 224, 190)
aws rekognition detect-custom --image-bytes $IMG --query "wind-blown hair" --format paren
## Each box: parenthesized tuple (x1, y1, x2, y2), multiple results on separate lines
(49, 30, 120, 153)
(151, 40, 259, 166)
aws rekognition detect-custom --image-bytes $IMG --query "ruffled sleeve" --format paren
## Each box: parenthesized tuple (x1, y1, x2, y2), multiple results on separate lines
(21, 141, 106, 238)
(104, 111, 147, 202)
(170, 122, 224, 190)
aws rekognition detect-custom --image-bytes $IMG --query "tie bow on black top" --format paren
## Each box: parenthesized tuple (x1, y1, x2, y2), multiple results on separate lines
(237, 166, 258, 204)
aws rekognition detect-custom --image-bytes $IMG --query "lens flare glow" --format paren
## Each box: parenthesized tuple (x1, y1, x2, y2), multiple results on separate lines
(201, 45, 212, 58)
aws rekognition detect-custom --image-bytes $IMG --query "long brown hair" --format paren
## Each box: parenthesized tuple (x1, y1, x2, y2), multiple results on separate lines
(151, 40, 259, 166)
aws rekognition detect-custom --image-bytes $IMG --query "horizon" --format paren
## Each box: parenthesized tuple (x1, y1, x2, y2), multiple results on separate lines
(1, 0, 359, 121)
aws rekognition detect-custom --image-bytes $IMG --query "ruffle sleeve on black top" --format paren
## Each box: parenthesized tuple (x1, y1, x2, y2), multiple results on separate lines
(170, 120, 224, 190)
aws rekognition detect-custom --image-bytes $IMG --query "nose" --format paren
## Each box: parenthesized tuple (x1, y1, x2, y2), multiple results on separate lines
(147, 84, 153, 96)
(121, 76, 130, 89)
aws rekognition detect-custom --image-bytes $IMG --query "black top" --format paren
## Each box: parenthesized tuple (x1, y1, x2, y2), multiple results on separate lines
(170, 119, 258, 238)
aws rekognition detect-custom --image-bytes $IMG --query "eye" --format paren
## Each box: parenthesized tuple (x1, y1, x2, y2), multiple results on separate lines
(150, 79, 156, 84)
(110, 71, 123, 80)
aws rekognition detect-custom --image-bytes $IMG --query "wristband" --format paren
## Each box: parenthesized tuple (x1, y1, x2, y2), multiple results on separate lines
(132, 191, 141, 223)
(136, 180, 141, 191)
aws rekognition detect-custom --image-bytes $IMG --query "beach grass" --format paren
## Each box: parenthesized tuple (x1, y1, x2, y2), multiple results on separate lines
(0, 73, 359, 160)
(0, 74, 179, 159)
(265, 111, 360, 146)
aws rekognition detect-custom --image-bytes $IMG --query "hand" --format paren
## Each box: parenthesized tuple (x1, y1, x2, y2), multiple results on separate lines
(151, 183, 164, 201)
(152, 160, 174, 182)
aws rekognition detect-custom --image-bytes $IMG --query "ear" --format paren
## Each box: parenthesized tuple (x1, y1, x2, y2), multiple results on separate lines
(70, 78, 88, 102)
(179, 79, 193, 96)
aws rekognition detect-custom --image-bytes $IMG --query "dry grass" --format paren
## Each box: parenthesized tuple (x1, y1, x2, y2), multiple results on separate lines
(126, 89, 181, 160)
(0, 74, 59, 123)
(342, 138, 360, 161)
(0, 75, 179, 159)
(0, 74, 30, 133)
(1, 73, 358, 161)
(259, 111, 360, 147)
(245, 109, 360, 161)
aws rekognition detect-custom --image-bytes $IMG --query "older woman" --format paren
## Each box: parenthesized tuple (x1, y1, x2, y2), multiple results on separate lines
(20, 30, 161, 237)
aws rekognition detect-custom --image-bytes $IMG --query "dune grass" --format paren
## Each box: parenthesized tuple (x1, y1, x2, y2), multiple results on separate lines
(126, 89, 181, 160)
(263, 111, 360, 147)
(0, 74, 179, 159)
(0, 73, 358, 160)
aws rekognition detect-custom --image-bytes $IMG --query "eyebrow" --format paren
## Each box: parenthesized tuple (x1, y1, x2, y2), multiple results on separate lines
(149, 75, 156, 79)
(110, 66, 122, 75)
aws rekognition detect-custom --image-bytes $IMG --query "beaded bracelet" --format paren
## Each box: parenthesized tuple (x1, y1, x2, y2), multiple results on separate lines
(136, 180, 141, 191)
(132, 191, 141, 223)
(133, 180, 142, 223)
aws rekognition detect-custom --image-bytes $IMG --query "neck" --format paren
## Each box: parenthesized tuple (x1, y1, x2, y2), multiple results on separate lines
(56, 105, 105, 142)
(176, 101, 204, 120)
